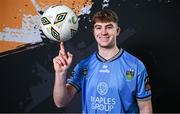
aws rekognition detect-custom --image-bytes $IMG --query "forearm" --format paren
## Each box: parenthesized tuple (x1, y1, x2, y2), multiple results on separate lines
(53, 72, 70, 108)
(52, 42, 74, 108)
(139, 106, 152, 114)
(138, 99, 153, 114)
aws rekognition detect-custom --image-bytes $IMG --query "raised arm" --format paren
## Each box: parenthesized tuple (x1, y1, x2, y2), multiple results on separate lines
(53, 42, 77, 108)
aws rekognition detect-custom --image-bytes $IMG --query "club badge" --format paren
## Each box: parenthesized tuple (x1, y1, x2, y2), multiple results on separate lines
(126, 69, 135, 80)
(82, 67, 88, 77)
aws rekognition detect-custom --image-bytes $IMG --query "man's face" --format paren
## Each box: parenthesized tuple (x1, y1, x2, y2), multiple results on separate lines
(93, 21, 120, 48)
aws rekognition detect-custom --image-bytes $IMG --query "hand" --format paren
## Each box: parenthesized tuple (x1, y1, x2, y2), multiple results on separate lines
(53, 42, 73, 75)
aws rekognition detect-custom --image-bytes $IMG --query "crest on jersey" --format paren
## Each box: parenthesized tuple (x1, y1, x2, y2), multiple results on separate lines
(126, 69, 135, 80)
(82, 67, 88, 77)
(70, 70, 75, 77)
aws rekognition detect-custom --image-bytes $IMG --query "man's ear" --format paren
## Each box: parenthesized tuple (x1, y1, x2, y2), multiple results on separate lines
(117, 27, 121, 36)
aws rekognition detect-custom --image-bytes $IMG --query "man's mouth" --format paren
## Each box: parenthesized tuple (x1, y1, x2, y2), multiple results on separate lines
(99, 36, 109, 42)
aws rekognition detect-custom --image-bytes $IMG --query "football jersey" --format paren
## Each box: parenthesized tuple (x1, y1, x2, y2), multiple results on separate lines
(67, 49, 152, 113)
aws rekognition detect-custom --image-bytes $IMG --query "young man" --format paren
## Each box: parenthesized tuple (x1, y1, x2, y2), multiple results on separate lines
(53, 9, 152, 113)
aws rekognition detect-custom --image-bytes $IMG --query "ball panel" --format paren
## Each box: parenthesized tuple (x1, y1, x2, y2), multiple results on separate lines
(54, 12, 67, 24)
(41, 17, 51, 25)
(51, 27, 60, 41)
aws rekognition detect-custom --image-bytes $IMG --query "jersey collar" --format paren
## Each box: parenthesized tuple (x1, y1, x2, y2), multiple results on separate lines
(96, 48, 124, 62)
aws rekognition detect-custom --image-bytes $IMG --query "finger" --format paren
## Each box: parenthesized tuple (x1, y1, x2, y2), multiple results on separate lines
(59, 42, 68, 60)
(59, 57, 67, 66)
(53, 57, 63, 66)
(67, 52, 73, 65)
(54, 60, 62, 67)
(59, 52, 68, 60)
(59, 42, 66, 56)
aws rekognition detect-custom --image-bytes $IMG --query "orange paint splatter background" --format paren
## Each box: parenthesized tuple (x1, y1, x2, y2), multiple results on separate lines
(0, 0, 92, 53)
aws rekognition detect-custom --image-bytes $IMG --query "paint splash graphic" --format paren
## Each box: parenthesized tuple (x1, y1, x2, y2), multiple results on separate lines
(0, 15, 42, 43)
(80, 4, 92, 15)
(0, 0, 93, 53)
(102, 0, 110, 9)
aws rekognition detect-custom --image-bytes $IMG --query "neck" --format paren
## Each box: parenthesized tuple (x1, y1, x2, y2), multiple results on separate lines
(98, 45, 120, 60)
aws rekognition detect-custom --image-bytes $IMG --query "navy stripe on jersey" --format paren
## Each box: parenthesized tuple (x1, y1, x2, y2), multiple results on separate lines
(136, 94, 152, 101)
(96, 48, 124, 62)
(67, 79, 81, 93)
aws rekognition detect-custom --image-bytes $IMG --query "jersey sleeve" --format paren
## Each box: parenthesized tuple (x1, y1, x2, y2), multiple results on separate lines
(136, 67, 152, 101)
(67, 64, 82, 93)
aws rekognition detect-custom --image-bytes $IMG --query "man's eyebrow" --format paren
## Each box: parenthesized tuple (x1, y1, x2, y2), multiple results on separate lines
(94, 23, 114, 27)
(94, 25, 101, 28)
(106, 24, 113, 27)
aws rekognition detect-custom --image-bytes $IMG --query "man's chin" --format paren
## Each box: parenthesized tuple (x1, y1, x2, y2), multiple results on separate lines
(99, 44, 112, 48)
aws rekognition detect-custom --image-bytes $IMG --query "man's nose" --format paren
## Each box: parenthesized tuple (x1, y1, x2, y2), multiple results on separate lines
(101, 28, 108, 35)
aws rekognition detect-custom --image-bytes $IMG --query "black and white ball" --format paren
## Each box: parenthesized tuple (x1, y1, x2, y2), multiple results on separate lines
(41, 5, 78, 42)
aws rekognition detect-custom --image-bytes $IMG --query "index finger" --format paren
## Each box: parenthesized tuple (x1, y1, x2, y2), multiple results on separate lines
(59, 42, 66, 56)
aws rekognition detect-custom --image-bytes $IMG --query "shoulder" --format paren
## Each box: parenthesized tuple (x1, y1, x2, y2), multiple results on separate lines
(79, 52, 96, 65)
(76, 52, 96, 68)
(72, 52, 96, 77)
(121, 50, 146, 72)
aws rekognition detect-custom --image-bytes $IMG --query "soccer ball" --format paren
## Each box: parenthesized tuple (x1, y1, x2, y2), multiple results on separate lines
(41, 5, 78, 42)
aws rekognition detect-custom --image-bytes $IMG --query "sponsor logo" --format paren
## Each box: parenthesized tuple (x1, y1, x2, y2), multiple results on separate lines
(97, 82, 109, 96)
(90, 82, 116, 112)
(99, 65, 110, 73)
(91, 96, 116, 112)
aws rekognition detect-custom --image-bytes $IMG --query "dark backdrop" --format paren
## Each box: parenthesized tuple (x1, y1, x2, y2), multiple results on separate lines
(0, 0, 180, 113)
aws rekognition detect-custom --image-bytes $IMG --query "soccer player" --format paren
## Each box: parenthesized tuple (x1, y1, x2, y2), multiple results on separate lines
(53, 9, 152, 113)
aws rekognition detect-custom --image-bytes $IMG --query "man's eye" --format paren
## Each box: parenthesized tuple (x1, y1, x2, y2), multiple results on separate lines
(107, 26, 113, 29)
(95, 27, 101, 30)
